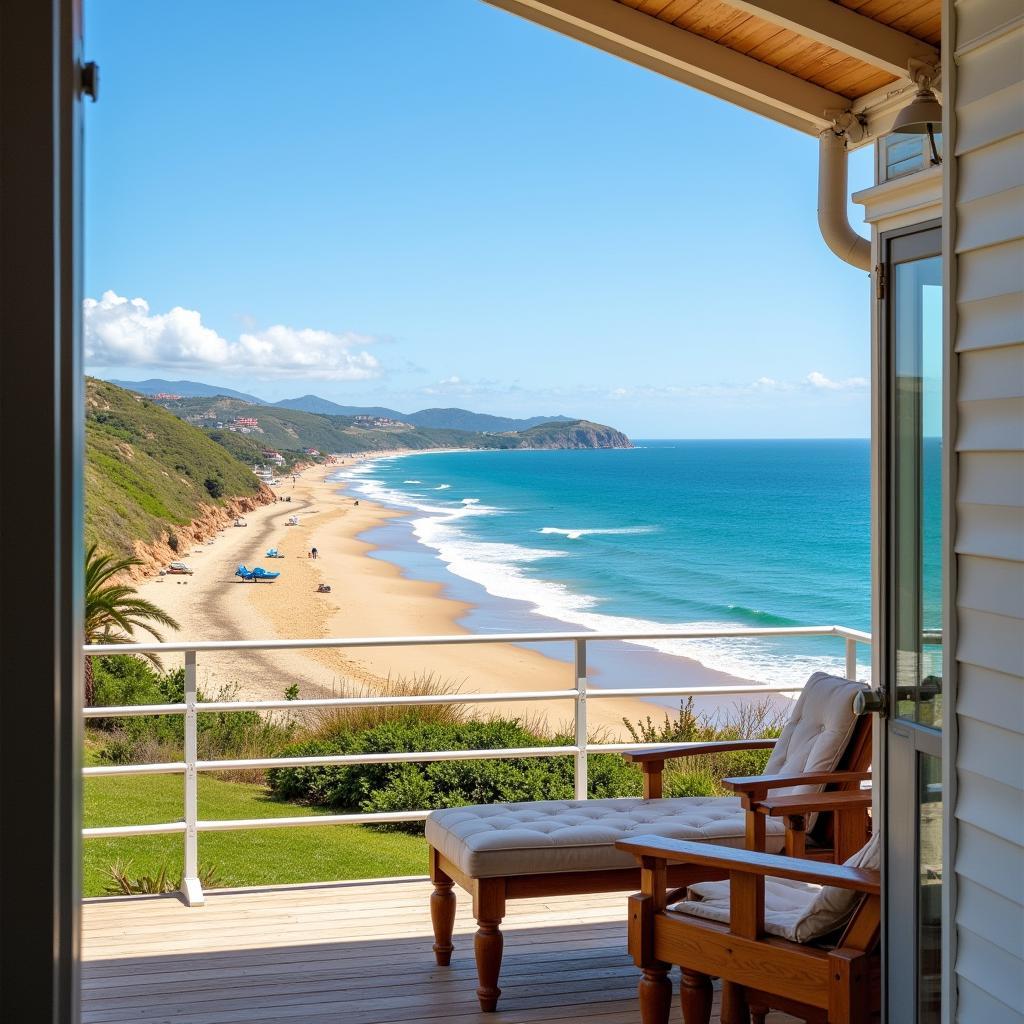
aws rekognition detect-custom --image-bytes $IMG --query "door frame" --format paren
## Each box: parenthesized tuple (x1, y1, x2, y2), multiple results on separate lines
(0, 1, 84, 1020)
(873, 217, 953, 1023)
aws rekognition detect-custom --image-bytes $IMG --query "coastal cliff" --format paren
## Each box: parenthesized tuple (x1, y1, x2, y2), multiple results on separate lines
(126, 492, 274, 580)
(86, 377, 276, 562)
(494, 420, 632, 450)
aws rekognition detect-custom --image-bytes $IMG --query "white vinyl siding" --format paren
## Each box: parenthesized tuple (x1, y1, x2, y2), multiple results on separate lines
(950, 1, 1024, 1020)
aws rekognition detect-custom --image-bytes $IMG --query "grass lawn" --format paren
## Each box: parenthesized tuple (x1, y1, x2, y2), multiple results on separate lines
(83, 770, 428, 897)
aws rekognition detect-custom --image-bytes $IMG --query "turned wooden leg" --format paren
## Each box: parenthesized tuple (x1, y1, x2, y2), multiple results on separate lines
(430, 879, 456, 966)
(474, 918, 503, 1012)
(473, 879, 506, 1012)
(720, 981, 751, 1024)
(746, 992, 770, 1024)
(638, 965, 673, 1024)
(428, 848, 457, 966)
(679, 970, 713, 1024)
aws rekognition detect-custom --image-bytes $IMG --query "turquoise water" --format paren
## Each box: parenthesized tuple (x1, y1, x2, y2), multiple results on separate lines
(336, 440, 882, 688)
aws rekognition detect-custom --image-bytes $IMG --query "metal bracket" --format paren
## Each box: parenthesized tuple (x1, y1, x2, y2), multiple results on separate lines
(907, 57, 940, 89)
(79, 61, 99, 102)
(825, 109, 867, 145)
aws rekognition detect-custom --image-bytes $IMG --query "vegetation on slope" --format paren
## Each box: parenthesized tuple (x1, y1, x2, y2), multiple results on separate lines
(487, 419, 632, 449)
(85, 378, 266, 557)
(151, 395, 632, 454)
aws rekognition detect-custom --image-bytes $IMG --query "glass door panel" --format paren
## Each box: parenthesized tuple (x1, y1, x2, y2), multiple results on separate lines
(893, 254, 943, 727)
(882, 223, 944, 1024)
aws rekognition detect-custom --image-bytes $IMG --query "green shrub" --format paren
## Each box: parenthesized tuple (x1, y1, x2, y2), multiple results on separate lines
(89, 655, 295, 773)
(267, 715, 641, 832)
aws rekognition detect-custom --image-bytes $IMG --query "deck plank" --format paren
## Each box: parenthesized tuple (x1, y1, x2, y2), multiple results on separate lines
(82, 878, 797, 1024)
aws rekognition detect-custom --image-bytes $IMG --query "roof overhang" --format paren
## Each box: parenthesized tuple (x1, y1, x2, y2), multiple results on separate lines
(484, 0, 940, 146)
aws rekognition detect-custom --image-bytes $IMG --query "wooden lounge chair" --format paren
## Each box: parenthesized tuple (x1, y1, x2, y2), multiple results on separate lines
(616, 830, 881, 1024)
(426, 671, 871, 1011)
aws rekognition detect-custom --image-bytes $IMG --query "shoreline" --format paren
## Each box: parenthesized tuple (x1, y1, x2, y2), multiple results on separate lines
(341, 450, 791, 716)
(133, 451, 663, 736)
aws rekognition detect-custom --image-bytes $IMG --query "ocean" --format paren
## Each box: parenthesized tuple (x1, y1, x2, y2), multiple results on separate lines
(332, 440, 897, 701)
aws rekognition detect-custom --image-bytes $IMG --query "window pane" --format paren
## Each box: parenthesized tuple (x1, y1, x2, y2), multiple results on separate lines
(893, 256, 943, 726)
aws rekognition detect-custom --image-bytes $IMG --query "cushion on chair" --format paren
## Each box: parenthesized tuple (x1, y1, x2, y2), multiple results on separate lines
(762, 671, 868, 803)
(669, 830, 881, 943)
(426, 797, 786, 878)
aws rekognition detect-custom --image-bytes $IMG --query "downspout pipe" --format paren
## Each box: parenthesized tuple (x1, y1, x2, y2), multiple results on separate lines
(818, 127, 871, 271)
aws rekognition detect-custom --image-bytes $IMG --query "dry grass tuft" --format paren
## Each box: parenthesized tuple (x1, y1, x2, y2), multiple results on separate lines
(299, 671, 470, 739)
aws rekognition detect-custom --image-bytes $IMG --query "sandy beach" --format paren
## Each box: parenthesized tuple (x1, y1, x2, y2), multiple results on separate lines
(136, 453, 657, 736)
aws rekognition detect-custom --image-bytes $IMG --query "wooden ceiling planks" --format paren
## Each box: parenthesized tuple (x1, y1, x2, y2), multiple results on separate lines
(612, 0, 941, 100)
(837, 0, 941, 43)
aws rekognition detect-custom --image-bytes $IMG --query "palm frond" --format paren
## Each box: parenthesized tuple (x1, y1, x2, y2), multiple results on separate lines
(84, 545, 180, 693)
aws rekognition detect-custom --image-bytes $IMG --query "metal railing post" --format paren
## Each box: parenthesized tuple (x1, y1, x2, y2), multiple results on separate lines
(574, 638, 588, 800)
(180, 650, 204, 906)
(845, 637, 858, 681)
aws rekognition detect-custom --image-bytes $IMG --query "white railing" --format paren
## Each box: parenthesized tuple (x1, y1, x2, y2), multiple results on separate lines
(82, 624, 871, 905)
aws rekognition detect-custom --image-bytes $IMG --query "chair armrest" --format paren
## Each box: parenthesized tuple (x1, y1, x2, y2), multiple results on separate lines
(622, 739, 776, 764)
(756, 790, 872, 817)
(723, 770, 871, 807)
(615, 836, 880, 894)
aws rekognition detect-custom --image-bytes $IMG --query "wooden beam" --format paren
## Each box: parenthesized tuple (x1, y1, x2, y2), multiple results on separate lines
(483, 0, 848, 134)
(725, 0, 939, 79)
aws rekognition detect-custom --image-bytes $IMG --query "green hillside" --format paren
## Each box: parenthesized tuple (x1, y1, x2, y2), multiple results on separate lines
(486, 420, 632, 449)
(150, 396, 632, 454)
(153, 396, 469, 452)
(85, 378, 266, 556)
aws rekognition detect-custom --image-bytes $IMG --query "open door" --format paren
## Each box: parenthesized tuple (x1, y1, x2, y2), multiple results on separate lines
(878, 222, 944, 1023)
(0, 1, 86, 1020)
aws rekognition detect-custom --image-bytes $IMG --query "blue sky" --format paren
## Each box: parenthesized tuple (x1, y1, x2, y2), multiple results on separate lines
(84, 1, 874, 438)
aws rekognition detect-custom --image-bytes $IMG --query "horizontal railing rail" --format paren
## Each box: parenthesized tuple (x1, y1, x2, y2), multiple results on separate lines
(81, 624, 874, 905)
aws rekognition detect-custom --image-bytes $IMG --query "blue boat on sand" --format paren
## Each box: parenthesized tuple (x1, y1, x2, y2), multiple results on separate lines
(235, 564, 280, 582)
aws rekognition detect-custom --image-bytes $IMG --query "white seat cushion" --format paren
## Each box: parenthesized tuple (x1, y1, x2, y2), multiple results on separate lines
(762, 672, 868, 799)
(669, 831, 881, 943)
(426, 797, 786, 878)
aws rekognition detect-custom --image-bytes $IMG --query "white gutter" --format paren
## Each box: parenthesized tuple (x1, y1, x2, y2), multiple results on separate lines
(818, 126, 871, 271)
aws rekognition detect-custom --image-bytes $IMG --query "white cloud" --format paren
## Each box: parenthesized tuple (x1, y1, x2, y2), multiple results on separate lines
(420, 375, 504, 397)
(83, 291, 381, 380)
(806, 370, 868, 391)
(606, 371, 866, 401)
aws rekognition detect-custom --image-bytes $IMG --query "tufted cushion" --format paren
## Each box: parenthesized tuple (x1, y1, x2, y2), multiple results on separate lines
(670, 831, 881, 943)
(426, 797, 786, 878)
(670, 876, 820, 941)
(762, 671, 867, 807)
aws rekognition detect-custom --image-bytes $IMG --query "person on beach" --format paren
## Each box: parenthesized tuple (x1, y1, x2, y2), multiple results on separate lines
(311, 547, 318, 559)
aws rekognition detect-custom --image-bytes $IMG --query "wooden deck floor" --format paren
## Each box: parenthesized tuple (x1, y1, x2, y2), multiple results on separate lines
(82, 877, 798, 1024)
